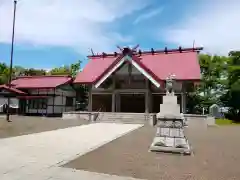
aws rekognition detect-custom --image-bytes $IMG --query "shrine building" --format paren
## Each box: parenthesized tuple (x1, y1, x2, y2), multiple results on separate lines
(0, 75, 76, 116)
(74, 46, 202, 114)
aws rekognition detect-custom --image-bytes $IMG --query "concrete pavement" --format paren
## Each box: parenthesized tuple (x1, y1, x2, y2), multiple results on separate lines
(0, 123, 144, 180)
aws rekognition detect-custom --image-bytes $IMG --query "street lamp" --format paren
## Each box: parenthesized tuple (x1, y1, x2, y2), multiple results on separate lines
(6, 0, 18, 122)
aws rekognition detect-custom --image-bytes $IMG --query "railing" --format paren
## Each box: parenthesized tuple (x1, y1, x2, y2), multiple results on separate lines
(93, 106, 103, 122)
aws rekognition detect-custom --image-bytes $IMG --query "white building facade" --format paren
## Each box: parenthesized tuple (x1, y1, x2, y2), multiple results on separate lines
(0, 76, 76, 117)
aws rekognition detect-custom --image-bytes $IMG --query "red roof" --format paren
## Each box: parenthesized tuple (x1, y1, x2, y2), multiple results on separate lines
(11, 75, 73, 89)
(0, 85, 27, 95)
(74, 48, 201, 84)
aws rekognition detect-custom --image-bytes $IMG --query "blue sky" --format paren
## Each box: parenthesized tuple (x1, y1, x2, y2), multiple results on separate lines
(0, 0, 240, 70)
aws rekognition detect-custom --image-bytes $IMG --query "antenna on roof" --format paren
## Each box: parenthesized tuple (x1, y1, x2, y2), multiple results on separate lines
(138, 49, 142, 56)
(102, 52, 107, 58)
(179, 46, 182, 53)
(90, 48, 95, 56)
(132, 44, 139, 51)
(151, 48, 155, 55)
(116, 45, 123, 52)
(192, 40, 195, 51)
(164, 47, 168, 54)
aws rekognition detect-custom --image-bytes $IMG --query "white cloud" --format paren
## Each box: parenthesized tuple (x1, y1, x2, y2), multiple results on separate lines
(160, 1, 240, 55)
(0, 0, 148, 53)
(133, 7, 163, 24)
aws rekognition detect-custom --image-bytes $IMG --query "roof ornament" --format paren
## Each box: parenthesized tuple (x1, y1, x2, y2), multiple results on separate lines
(116, 45, 123, 52)
(179, 46, 182, 53)
(132, 44, 139, 51)
(192, 40, 195, 51)
(116, 44, 140, 55)
(138, 49, 142, 56)
(90, 48, 95, 56)
(164, 47, 168, 54)
(166, 73, 176, 96)
(102, 52, 107, 58)
(151, 48, 155, 55)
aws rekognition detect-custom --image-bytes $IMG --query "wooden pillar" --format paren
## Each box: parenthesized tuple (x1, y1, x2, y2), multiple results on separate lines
(52, 88, 55, 115)
(61, 92, 64, 113)
(181, 83, 186, 113)
(112, 75, 116, 112)
(112, 93, 115, 112)
(37, 89, 39, 114)
(145, 79, 149, 113)
(149, 92, 152, 113)
(145, 92, 149, 113)
(116, 93, 121, 112)
(88, 85, 92, 112)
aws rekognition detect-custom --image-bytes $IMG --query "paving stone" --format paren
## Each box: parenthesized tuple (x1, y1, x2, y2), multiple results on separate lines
(0, 123, 143, 180)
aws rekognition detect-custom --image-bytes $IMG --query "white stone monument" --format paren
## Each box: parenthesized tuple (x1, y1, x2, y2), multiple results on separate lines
(149, 74, 192, 155)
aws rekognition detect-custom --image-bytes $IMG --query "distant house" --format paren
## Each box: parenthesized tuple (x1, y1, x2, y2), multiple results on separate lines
(0, 84, 26, 114)
(0, 75, 76, 117)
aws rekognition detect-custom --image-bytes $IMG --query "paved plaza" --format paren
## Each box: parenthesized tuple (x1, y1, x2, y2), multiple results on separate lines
(65, 125, 240, 180)
(0, 123, 143, 180)
(1, 118, 240, 180)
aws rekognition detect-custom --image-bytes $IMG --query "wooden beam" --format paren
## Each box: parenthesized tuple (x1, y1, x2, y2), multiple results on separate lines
(88, 85, 92, 112)
(145, 78, 149, 113)
(112, 75, 116, 112)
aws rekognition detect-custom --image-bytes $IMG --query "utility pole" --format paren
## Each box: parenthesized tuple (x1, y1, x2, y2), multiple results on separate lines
(6, 0, 18, 122)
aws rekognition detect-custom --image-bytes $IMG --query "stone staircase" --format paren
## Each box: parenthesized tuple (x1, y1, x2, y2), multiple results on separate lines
(95, 112, 152, 124)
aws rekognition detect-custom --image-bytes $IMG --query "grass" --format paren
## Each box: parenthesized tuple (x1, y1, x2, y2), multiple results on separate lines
(216, 118, 240, 125)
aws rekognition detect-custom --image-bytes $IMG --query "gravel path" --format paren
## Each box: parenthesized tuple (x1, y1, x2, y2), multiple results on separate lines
(65, 125, 240, 180)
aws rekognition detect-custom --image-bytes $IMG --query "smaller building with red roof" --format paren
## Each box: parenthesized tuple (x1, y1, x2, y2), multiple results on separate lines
(0, 75, 76, 116)
(74, 46, 202, 113)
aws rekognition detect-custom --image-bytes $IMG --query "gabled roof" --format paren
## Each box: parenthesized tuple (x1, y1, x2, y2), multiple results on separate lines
(94, 55, 161, 88)
(11, 75, 73, 89)
(0, 85, 26, 95)
(75, 55, 119, 84)
(74, 47, 202, 86)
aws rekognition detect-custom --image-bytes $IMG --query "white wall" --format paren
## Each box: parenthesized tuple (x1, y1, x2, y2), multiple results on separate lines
(0, 97, 19, 112)
(26, 88, 76, 115)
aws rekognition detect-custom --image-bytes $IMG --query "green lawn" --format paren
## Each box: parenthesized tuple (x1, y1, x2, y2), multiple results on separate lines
(216, 118, 240, 125)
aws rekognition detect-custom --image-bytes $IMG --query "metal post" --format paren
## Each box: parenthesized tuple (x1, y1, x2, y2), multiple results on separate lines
(6, 0, 17, 122)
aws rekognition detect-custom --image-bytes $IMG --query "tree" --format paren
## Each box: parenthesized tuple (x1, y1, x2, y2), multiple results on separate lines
(23, 68, 46, 76)
(48, 60, 81, 77)
(0, 63, 9, 84)
(70, 60, 81, 77)
(13, 66, 26, 77)
(198, 54, 228, 103)
(48, 66, 71, 75)
(69, 60, 88, 109)
(186, 54, 228, 114)
(221, 51, 240, 121)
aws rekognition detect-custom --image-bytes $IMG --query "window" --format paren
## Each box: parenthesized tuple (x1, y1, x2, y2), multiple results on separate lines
(66, 97, 74, 107)
(29, 98, 47, 109)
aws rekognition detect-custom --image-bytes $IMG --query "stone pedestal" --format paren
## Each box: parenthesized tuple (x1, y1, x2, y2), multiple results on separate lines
(149, 93, 192, 155)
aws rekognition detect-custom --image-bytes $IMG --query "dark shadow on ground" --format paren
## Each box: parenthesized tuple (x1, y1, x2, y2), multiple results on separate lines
(0, 115, 89, 139)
